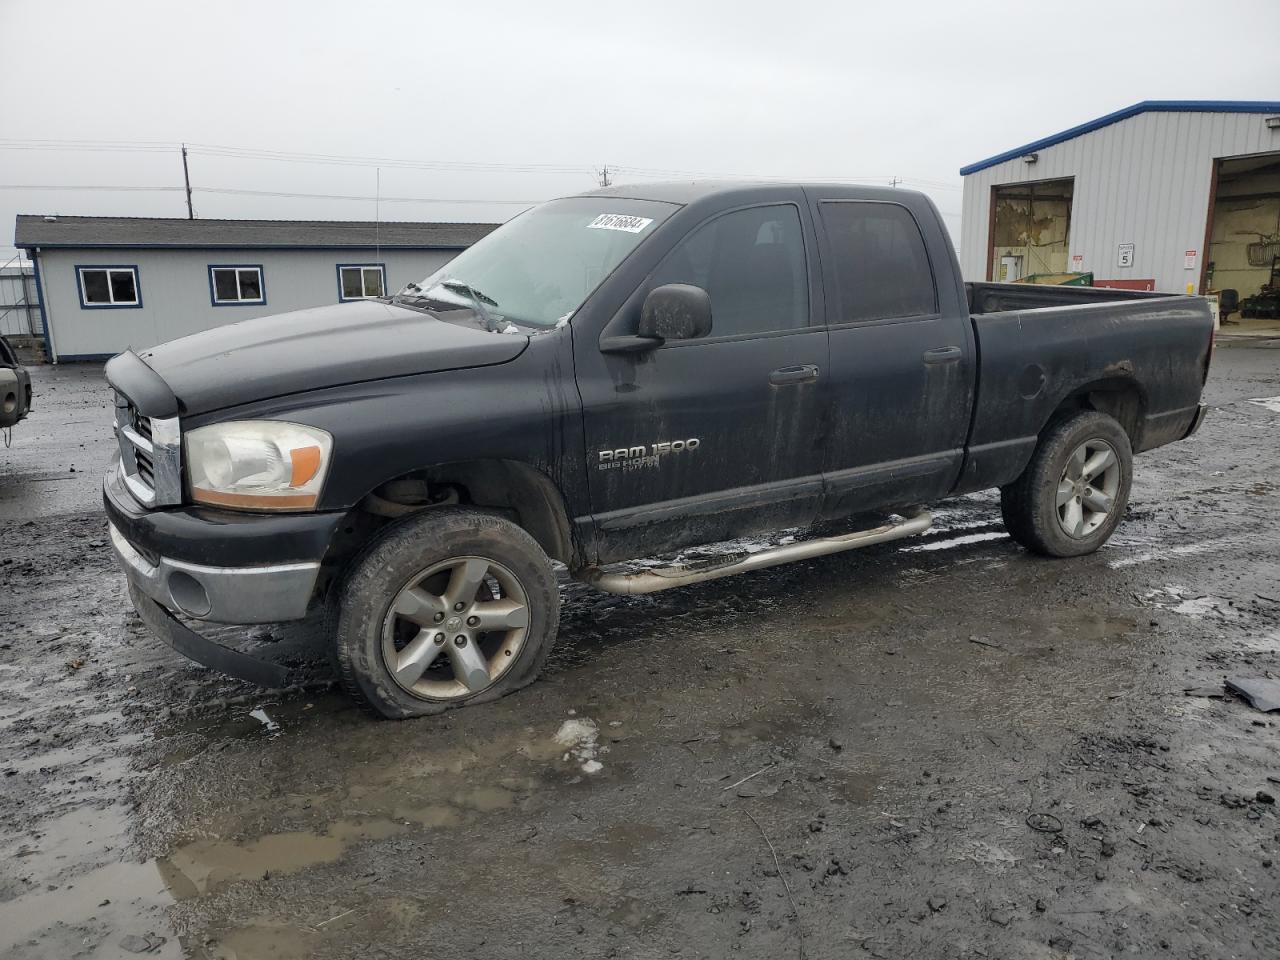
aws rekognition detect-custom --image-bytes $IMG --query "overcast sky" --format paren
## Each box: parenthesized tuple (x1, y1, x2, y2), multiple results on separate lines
(3, 0, 1278, 260)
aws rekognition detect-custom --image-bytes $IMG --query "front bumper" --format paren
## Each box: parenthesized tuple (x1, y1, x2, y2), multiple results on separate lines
(108, 522, 321, 623)
(103, 462, 342, 624)
(1183, 402, 1209, 439)
(104, 463, 341, 688)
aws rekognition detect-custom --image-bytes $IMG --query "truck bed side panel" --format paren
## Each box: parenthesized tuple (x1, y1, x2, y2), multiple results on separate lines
(958, 296, 1212, 493)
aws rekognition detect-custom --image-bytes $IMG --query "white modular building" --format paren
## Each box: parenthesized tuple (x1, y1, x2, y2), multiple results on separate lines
(14, 216, 498, 361)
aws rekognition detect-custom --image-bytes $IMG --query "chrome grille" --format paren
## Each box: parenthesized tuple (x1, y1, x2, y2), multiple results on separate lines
(113, 392, 182, 507)
(135, 447, 155, 487)
(132, 406, 152, 441)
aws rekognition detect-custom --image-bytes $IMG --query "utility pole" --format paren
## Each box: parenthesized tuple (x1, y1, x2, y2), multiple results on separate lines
(597, 165, 612, 188)
(889, 176, 902, 188)
(181, 144, 194, 219)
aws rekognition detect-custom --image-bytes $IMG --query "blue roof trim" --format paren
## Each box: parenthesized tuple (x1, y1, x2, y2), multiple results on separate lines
(960, 100, 1280, 176)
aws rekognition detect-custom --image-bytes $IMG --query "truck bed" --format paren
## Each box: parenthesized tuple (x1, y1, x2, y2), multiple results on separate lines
(957, 282, 1214, 495)
(966, 280, 1173, 315)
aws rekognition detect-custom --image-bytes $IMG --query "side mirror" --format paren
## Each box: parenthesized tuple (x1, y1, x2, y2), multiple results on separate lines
(638, 284, 712, 342)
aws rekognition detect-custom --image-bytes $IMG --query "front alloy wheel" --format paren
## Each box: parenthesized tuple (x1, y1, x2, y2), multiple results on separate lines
(335, 508, 560, 719)
(383, 556, 530, 700)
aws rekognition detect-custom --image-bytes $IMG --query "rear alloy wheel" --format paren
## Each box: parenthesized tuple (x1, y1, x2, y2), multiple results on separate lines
(1001, 410, 1133, 558)
(335, 508, 559, 719)
(1055, 439, 1122, 539)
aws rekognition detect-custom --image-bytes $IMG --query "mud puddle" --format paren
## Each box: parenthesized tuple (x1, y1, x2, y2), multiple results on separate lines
(4, 351, 1280, 958)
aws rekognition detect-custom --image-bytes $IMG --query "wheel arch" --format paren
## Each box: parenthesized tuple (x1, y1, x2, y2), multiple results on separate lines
(1040, 375, 1146, 450)
(326, 458, 577, 572)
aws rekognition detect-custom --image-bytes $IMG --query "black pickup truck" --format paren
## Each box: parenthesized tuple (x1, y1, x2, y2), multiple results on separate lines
(104, 182, 1214, 718)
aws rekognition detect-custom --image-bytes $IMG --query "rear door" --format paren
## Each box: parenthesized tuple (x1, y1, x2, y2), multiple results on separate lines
(574, 199, 829, 562)
(810, 197, 974, 517)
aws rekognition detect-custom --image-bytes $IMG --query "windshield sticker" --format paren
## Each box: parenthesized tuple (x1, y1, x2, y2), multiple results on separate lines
(587, 214, 654, 234)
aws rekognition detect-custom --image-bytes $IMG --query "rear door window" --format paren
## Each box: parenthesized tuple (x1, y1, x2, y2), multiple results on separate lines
(651, 204, 809, 338)
(819, 202, 936, 323)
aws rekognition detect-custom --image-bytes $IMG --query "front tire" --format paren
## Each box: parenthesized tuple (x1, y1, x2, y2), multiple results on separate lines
(335, 508, 559, 719)
(1000, 410, 1133, 558)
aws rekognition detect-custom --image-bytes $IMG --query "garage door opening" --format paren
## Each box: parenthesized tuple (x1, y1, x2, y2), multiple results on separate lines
(987, 178, 1074, 283)
(1205, 151, 1280, 326)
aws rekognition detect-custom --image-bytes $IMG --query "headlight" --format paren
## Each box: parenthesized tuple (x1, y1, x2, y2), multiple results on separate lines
(185, 421, 333, 511)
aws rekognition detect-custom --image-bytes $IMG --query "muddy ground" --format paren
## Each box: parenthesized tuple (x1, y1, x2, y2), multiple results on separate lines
(2, 345, 1279, 960)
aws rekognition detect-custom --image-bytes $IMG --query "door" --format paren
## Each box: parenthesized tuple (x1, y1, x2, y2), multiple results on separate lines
(575, 202, 829, 563)
(1000, 255, 1023, 283)
(811, 198, 974, 518)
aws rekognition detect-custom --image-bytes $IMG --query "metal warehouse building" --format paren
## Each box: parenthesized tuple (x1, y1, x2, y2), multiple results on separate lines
(14, 216, 498, 362)
(959, 101, 1280, 321)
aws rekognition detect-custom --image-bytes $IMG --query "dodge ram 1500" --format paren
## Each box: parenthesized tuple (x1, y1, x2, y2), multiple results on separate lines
(104, 182, 1214, 718)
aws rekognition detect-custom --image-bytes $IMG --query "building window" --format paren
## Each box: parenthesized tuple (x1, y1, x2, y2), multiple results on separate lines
(77, 266, 141, 308)
(209, 265, 266, 306)
(337, 264, 386, 301)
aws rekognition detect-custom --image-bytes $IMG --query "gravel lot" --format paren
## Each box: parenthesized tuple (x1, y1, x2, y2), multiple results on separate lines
(2, 343, 1279, 960)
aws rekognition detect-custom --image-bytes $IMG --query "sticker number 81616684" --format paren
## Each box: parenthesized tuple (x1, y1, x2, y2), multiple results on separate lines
(587, 213, 654, 233)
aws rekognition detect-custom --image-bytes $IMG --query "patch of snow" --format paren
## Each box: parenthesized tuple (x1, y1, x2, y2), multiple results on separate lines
(1108, 535, 1249, 569)
(1142, 585, 1238, 620)
(902, 531, 1008, 553)
(249, 707, 279, 733)
(1246, 396, 1280, 414)
(554, 718, 605, 774)
(499, 323, 522, 335)
(1172, 596, 1228, 617)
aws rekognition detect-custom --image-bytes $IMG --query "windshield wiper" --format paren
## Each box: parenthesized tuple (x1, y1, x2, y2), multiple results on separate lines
(439, 280, 499, 308)
(395, 278, 515, 333)
(436, 279, 498, 332)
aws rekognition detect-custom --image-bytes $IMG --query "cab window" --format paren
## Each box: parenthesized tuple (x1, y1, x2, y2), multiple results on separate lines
(819, 201, 936, 323)
(651, 204, 809, 338)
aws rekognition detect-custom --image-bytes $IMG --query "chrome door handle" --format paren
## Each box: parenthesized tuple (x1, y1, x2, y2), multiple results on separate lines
(922, 345, 962, 364)
(770, 364, 820, 385)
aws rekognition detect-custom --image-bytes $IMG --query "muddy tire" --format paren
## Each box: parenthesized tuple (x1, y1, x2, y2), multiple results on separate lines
(334, 508, 559, 720)
(1000, 410, 1133, 558)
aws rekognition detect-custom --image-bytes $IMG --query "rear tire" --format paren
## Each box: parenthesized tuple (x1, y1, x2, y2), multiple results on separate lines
(1000, 410, 1133, 558)
(335, 507, 559, 720)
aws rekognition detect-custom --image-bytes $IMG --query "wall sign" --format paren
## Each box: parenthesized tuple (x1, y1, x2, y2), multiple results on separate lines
(1117, 243, 1135, 268)
(1071, 254, 1084, 272)
(1184, 249, 1197, 270)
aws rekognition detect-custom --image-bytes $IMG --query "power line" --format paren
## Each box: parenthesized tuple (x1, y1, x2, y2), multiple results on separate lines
(193, 186, 540, 205)
(0, 184, 538, 206)
(0, 184, 185, 192)
(0, 138, 962, 189)
(0, 139, 595, 176)
(187, 143, 594, 176)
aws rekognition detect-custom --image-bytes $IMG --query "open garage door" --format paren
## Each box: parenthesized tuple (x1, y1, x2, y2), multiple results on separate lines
(987, 178, 1074, 282)
(1205, 151, 1280, 328)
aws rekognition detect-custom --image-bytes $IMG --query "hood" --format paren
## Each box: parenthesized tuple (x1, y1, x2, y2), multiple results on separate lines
(136, 299, 528, 415)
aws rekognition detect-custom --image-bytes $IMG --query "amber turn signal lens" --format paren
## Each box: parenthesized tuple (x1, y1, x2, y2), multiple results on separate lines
(289, 446, 323, 487)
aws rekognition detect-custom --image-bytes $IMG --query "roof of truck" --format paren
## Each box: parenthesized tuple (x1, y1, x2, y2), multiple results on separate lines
(581, 180, 928, 205)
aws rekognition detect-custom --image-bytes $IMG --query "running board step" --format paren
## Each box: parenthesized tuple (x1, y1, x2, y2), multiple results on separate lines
(578, 512, 933, 596)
